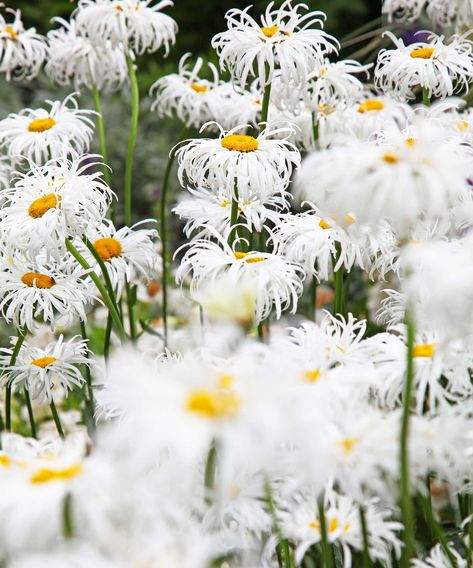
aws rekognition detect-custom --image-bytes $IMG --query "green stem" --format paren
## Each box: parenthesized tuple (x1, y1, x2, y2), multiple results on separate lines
(308, 273, 317, 321)
(333, 244, 345, 318)
(420, 493, 457, 568)
(359, 506, 372, 568)
(24, 388, 37, 438)
(400, 314, 415, 568)
(468, 499, 473, 568)
(422, 87, 431, 106)
(260, 79, 272, 128)
(104, 313, 113, 361)
(4, 328, 27, 431)
(124, 55, 140, 226)
(125, 280, 137, 340)
(265, 479, 294, 568)
(228, 179, 240, 248)
(317, 497, 334, 568)
(62, 493, 74, 539)
(50, 397, 65, 439)
(66, 239, 127, 341)
(204, 442, 217, 505)
(79, 321, 95, 431)
(311, 111, 319, 148)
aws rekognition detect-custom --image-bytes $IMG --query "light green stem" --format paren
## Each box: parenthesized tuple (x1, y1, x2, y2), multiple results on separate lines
(125, 55, 140, 226)
(4, 328, 27, 431)
(50, 397, 65, 439)
(79, 320, 95, 432)
(359, 506, 372, 568)
(228, 179, 239, 248)
(333, 243, 345, 318)
(422, 87, 431, 106)
(317, 497, 333, 568)
(260, 80, 272, 128)
(24, 388, 37, 438)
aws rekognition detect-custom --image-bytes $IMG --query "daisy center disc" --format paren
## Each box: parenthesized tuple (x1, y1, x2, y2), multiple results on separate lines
(410, 47, 435, 59)
(319, 219, 332, 230)
(5, 26, 17, 39)
(261, 25, 279, 38)
(190, 83, 208, 93)
(28, 117, 57, 133)
(31, 356, 58, 368)
(413, 343, 436, 358)
(234, 251, 265, 263)
(28, 193, 62, 218)
(303, 369, 321, 383)
(221, 134, 259, 152)
(382, 152, 399, 164)
(186, 389, 241, 419)
(93, 237, 123, 261)
(358, 99, 385, 113)
(21, 272, 55, 289)
(30, 464, 83, 484)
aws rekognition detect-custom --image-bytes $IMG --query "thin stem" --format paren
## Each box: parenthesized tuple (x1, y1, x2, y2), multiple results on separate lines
(311, 111, 319, 148)
(24, 388, 37, 438)
(62, 493, 74, 539)
(66, 239, 127, 341)
(124, 55, 140, 226)
(467, 499, 473, 568)
(317, 497, 333, 568)
(265, 479, 294, 568)
(420, 493, 457, 568)
(228, 179, 240, 248)
(400, 313, 415, 568)
(359, 506, 372, 568)
(79, 320, 95, 432)
(4, 328, 27, 431)
(260, 79, 272, 128)
(104, 313, 113, 361)
(308, 273, 317, 321)
(126, 280, 137, 340)
(333, 243, 345, 318)
(204, 442, 217, 505)
(422, 87, 431, 106)
(50, 397, 65, 439)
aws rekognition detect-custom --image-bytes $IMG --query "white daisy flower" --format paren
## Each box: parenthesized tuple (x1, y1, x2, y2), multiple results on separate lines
(382, 0, 427, 22)
(375, 32, 473, 101)
(413, 544, 466, 568)
(175, 122, 300, 202)
(0, 153, 114, 257)
(426, 0, 473, 30)
(0, 254, 94, 332)
(176, 232, 305, 323)
(46, 18, 128, 92)
(0, 334, 90, 403)
(75, 0, 177, 55)
(211, 1, 338, 89)
(0, 94, 95, 166)
(0, 6, 47, 81)
(76, 219, 158, 297)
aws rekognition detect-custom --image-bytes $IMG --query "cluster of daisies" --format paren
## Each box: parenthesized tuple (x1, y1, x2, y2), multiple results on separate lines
(2, 0, 473, 568)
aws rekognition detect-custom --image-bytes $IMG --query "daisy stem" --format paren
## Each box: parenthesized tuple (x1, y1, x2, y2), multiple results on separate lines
(265, 479, 294, 568)
(333, 243, 345, 318)
(79, 320, 96, 431)
(308, 272, 317, 321)
(422, 87, 431, 106)
(317, 496, 333, 568)
(125, 280, 137, 340)
(66, 239, 127, 341)
(228, 179, 239, 248)
(260, 79, 272, 127)
(104, 314, 113, 361)
(311, 111, 319, 147)
(49, 397, 65, 440)
(419, 492, 458, 568)
(467, 500, 473, 568)
(400, 313, 415, 568)
(124, 54, 140, 227)
(62, 493, 74, 539)
(204, 441, 217, 506)
(359, 505, 372, 568)
(24, 388, 37, 439)
(4, 327, 27, 431)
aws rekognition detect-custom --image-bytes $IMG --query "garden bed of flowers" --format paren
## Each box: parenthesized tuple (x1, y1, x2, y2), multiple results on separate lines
(1, 0, 473, 567)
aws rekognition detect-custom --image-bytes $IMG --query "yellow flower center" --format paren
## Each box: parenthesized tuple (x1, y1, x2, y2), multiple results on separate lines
(190, 83, 208, 93)
(0, 455, 11, 467)
(382, 152, 400, 164)
(413, 343, 436, 358)
(261, 25, 279, 38)
(345, 213, 356, 225)
(27, 117, 57, 133)
(358, 99, 385, 113)
(218, 374, 235, 389)
(221, 134, 259, 152)
(31, 356, 58, 368)
(234, 251, 266, 263)
(339, 437, 360, 454)
(405, 137, 416, 147)
(30, 464, 83, 484)
(28, 193, 61, 219)
(93, 237, 123, 261)
(319, 219, 332, 230)
(186, 389, 241, 419)
(410, 47, 435, 59)
(303, 369, 321, 383)
(21, 272, 55, 289)
(454, 119, 469, 132)
(4, 26, 17, 39)
(309, 517, 340, 534)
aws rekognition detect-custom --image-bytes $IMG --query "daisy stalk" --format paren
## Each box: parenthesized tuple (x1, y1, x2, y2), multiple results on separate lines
(228, 178, 239, 248)
(333, 243, 345, 318)
(359, 506, 372, 568)
(422, 87, 431, 106)
(124, 54, 140, 227)
(24, 387, 37, 439)
(419, 492, 457, 568)
(49, 395, 65, 439)
(79, 320, 95, 431)
(4, 326, 27, 431)
(317, 496, 334, 568)
(265, 478, 294, 568)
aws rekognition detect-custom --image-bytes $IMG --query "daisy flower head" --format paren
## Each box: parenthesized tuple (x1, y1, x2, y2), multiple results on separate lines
(413, 544, 467, 568)
(0, 5, 47, 81)
(0, 254, 94, 332)
(77, 219, 158, 297)
(176, 231, 305, 323)
(75, 0, 178, 55)
(46, 18, 128, 92)
(426, 0, 473, 31)
(382, 0, 427, 22)
(0, 153, 114, 257)
(175, 122, 300, 202)
(375, 32, 473, 101)
(0, 94, 95, 166)
(0, 334, 90, 403)
(211, 1, 338, 89)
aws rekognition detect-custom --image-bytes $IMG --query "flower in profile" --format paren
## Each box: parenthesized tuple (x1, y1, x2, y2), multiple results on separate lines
(46, 18, 128, 92)
(0, 6, 47, 81)
(0, 334, 90, 402)
(375, 32, 473, 101)
(212, 1, 338, 89)
(0, 154, 114, 257)
(0, 254, 94, 332)
(75, 0, 178, 55)
(0, 94, 95, 165)
(175, 122, 300, 202)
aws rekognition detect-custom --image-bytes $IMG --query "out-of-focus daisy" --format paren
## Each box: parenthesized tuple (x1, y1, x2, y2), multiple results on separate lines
(175, 122, 300, 201)
(375, 32, 473, 101)
(176, 232, 305, 323)
(0, 6, 47, 81)
(77, 219, 158, 296)
(0, 94, 95, 165)
(412, 544, 466, 568)
(46, 18, 128, 92)
(212, 1, 338, 89)
(382, 0, 427, 22)
(75, 0, 177, 55)
(0, 255, 94, 332)
(0, 334, 90, 403)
